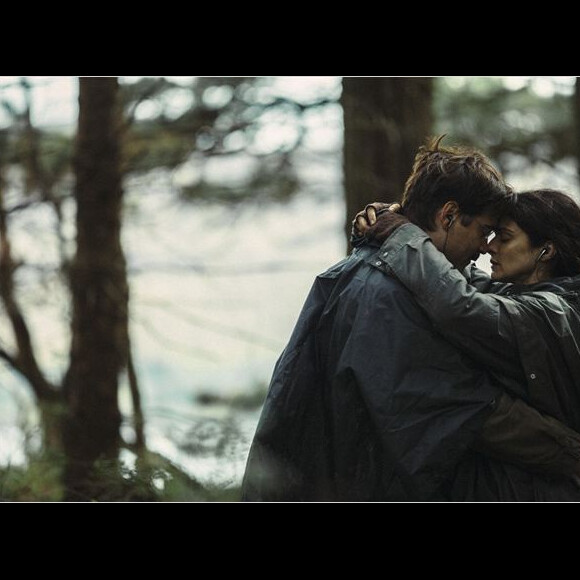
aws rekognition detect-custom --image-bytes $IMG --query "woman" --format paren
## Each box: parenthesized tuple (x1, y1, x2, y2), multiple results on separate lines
(355, 188, 580, 500)
(485, 189, 580, 282)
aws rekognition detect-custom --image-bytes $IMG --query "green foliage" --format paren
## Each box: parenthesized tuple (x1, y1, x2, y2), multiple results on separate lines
(120, 77, 181, 113)
(0, 454, 64, 502)
(3, 76, 578, 209)
(160, 461, 240, 502)
(180, 162, 300, 205)
(196, 381, 268, 410)
(123, 123, 195, 173)
(434, 77, 575, 171)
(121, 77, 306, 204)
(87, 451, 241, 502)
(0, 446, 240, 502)
(39, 133, 74, 186)
(121, 77, 248, 174)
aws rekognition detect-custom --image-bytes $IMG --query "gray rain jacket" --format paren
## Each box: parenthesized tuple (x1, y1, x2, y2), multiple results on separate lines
(242, 236, 580, 501)
(377, 223, 580, 501)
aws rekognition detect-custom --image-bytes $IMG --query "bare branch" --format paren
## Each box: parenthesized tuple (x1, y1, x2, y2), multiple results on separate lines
(0, 343, 18, 367)
(0, 171, 58, 401)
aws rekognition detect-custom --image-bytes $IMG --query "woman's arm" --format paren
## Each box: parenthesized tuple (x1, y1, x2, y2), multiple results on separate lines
(375, 222, 523, 377)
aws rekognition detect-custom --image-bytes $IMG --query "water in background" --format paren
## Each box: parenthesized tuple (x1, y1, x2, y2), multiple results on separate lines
(127, 171, 346, 487)
(0, 153, 346, 490)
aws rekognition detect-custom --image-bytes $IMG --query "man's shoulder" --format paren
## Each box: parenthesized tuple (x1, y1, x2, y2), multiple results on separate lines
(316, 245, 419, 298)
(317, 245, 380, 279)
(346, 249, 424, 310)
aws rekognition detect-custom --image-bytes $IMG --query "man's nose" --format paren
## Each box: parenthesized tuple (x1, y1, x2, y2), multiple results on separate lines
(483, 238, 498, 255)
(479, 239, 491, 254)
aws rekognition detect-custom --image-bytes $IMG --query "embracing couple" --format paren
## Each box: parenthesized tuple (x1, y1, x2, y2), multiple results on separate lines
(242, 135, 580, 502)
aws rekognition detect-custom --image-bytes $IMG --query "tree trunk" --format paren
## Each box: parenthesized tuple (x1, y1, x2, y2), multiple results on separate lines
(341, 77, 433, 248)
(63, 77, 130, 499)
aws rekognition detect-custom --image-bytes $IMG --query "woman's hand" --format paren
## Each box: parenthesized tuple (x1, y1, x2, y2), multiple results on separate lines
(351, 202, 402, 238)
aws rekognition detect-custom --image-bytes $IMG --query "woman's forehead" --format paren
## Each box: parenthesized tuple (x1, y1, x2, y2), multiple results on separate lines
(497, 217, 527, 237)
(498, 217, 519, 230)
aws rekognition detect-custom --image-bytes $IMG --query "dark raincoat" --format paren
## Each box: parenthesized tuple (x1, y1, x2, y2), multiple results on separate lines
(243, 243, 513, 502)
(376, 223, 580, 501)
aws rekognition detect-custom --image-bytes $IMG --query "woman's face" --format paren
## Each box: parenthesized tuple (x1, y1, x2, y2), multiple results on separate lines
(487, 217, 547, 284)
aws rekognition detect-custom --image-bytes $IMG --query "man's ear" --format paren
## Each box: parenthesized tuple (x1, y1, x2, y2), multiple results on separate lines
(437, 201, 459, 230)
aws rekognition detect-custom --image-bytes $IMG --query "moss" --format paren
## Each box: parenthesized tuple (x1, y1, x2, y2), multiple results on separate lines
(0, 448, 239, 502)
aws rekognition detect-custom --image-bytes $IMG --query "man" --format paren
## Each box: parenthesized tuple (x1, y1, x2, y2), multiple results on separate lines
(241, 136, 580, 502)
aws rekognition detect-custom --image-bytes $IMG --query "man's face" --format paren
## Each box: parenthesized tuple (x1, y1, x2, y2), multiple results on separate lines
(443, 212, 497, 271)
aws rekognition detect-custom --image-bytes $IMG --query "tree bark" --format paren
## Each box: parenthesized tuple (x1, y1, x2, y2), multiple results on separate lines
(63, 77, 129, 499)
(341, 77, 433, 248)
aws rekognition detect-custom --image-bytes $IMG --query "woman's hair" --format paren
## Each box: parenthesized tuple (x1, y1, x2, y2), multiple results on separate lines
(401, 135, 512, 229)
(504, 188, 580, 277)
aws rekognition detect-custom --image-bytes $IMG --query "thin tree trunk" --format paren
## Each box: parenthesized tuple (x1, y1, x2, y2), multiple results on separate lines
(63, 77, 130, 499)
(341, 77, 433, 249)
(127, 339, 146, 450)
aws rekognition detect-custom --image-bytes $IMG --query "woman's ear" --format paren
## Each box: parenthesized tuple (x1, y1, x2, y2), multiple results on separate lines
(538, 241, 556, 262)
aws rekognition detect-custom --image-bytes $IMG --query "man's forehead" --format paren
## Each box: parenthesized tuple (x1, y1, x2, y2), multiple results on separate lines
(477, 212, 499, 227)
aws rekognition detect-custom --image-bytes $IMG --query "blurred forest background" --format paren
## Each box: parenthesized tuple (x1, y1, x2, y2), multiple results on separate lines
(0, 76, 578, 502)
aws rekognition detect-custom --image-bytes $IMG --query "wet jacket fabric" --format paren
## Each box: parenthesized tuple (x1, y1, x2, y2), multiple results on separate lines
(241, 242, 566, 502)
(378, 223, 580, 501)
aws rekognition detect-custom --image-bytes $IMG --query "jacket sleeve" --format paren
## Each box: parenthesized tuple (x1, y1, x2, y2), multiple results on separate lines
(478, 391, 580, 477)
(466, 264, 513, 294)
(378, 223, 522, 378)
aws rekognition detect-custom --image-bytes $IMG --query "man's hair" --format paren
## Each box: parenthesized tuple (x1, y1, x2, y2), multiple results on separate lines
(401, 135, 512, 230)
(504, 189, 580, 277)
